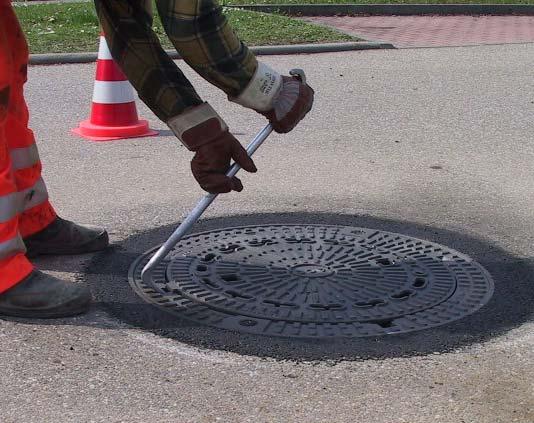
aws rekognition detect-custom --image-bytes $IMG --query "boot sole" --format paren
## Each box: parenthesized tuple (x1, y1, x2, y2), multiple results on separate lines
(0, 298, 91, 319)
(25, 231, 109, 259)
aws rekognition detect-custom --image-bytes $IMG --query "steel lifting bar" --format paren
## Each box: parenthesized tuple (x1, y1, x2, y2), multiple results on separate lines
(141, 69, 307, 286)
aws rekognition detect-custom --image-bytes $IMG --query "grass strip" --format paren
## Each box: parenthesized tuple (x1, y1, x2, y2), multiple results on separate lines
(14, 2, 356, 54)
(224, 0, 534, 4)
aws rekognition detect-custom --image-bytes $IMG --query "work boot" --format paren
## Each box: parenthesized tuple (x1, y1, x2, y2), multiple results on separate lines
(24, 217, 109, 258)
(0, 270, 91, 318)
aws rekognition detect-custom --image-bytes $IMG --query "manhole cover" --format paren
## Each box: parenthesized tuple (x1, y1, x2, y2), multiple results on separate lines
(129, 225, 494, 338)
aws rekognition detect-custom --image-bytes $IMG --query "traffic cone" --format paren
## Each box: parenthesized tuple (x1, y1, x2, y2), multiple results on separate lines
(73, 34, 157, 142)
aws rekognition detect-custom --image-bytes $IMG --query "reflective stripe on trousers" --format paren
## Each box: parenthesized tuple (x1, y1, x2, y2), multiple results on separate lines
(0, 6, 57, 291)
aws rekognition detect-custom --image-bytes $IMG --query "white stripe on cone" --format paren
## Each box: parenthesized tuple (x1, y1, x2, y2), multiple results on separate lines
(92, 80, 136, 104)
(98, 36, 113, 60)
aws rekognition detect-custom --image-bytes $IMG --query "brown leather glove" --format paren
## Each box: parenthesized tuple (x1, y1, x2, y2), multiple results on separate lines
(190, 132, 256, 193)
(167, 103, 257, 194)
(259, 75, 314, 134)
(230, 62, 314, 134)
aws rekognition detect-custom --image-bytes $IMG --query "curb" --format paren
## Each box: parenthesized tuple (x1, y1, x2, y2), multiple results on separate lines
(228, 4, 534, 16)
(29, 42, 394, 65)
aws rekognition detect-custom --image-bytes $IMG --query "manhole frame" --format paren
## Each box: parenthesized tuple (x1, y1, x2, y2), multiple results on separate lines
(128, 224, 494, 339)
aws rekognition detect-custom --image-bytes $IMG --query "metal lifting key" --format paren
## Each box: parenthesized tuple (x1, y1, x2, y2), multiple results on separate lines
(141, 69, 307, 284)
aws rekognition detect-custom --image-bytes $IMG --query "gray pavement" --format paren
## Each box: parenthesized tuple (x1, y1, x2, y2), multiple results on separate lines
(2, 44, 534, 422)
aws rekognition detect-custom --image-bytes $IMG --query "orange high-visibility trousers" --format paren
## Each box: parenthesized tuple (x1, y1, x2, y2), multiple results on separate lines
(0, 5, 57, 292)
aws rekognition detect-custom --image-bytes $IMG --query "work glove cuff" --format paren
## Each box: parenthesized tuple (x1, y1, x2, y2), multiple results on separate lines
(167, 102, 228, 151)
(229, 62, 283, 111)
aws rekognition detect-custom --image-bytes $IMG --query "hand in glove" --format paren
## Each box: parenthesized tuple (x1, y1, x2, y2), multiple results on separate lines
(168, 103, 257, 194)
(260, 75, 314, 133)
(231, 63, 314, 133)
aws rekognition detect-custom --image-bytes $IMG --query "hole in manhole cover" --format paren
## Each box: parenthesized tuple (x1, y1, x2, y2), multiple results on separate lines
(129, 225, 494, 338)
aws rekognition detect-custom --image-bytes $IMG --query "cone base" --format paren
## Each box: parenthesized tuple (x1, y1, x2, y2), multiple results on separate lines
(72, 119, 158, 142)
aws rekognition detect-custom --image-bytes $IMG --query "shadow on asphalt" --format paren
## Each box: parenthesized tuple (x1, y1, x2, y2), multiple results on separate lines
(28, 212, 534, 361)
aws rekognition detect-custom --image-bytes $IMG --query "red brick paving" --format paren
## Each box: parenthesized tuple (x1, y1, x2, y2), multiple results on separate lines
(305, 15, 534, 48)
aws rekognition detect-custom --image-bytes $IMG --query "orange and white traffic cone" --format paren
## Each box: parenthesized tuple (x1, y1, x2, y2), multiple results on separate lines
(73, 34, 157, 142)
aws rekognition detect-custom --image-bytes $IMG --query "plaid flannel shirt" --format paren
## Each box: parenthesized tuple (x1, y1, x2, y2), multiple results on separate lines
(94, 0, 258, 122)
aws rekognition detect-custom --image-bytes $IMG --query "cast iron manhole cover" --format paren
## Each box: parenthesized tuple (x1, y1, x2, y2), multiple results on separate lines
(129, 225, 494, 338)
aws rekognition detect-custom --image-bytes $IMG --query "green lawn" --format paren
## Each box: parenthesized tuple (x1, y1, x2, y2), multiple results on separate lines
(224, 0, 534, 4)
(14, 2, 355, 54)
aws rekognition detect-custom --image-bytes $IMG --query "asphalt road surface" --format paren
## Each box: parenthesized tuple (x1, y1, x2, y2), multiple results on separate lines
(2, 44, 534, 422)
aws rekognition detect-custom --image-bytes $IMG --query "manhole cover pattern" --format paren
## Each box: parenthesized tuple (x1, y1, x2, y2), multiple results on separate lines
(129, 225, 494, 338)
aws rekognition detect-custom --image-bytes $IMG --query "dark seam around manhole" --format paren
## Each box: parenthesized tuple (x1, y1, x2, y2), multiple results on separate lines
(129, 225, 494, 339)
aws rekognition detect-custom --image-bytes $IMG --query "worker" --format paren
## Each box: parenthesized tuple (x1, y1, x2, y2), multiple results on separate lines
(94, 0, 314, 193)
(0, 3, 108, 318)
(0, 0, 313, 319)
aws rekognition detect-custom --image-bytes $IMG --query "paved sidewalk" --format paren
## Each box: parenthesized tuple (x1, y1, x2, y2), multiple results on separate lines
(305, 15, 534, 48)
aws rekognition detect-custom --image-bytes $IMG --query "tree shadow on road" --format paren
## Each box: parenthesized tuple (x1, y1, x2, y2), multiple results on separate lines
(27, 212, 534, 361)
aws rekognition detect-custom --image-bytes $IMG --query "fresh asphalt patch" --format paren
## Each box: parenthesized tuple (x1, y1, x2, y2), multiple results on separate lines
(29, 211, 530, 362)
